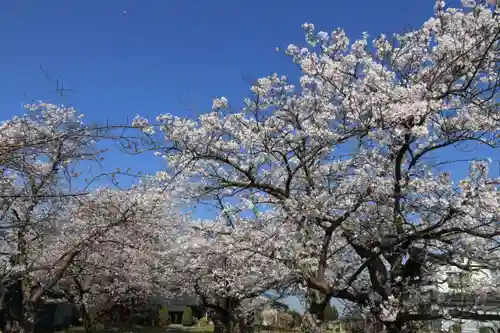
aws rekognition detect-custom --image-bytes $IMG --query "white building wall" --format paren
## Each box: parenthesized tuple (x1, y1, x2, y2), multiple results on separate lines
(433, 260, 500, 333)
(441, 319, 499, 333)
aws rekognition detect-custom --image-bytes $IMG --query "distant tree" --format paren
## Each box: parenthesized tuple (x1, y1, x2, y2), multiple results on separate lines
(324, 304, 338, 322)
(182, 307, 194, 326)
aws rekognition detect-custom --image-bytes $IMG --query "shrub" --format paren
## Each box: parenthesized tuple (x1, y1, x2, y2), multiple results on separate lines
(158, 307, 169, 327)
(450, 323, 462, 333)
(199, 316, 209, 326)
(324, 304, 338, 322)
(181, 307, 194, 326)
(479, 327, 495, 333)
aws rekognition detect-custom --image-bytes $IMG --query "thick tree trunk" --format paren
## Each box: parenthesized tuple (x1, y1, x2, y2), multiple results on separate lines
(2, 314, 34, 333)
(300, 312, 322, 333)
(307, 290, 330, 322)
(3, 320, 25, 333)
(384, 320, 406, 333)
(79, 305, 96, 333)
(304, 290, 330, 333)
(21, 301, 37, 333)
(1, 279, 31, 333)
(211, 310, 239, 333)
(236, 312, 254, 333)
(3, 228, 35, 333)
(212, 319, 232, 333)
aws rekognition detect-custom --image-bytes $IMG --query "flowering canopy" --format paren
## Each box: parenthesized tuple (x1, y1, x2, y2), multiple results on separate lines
(0, 103, 181, 333)
(135, 1, 500, 331)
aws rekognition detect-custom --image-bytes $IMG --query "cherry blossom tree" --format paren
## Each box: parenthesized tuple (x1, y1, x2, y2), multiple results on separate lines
(0, 102, 163, 333)
(153, 212, 295, 333)
(0, 102, 105, 333)
(44, 180, 177, 333)
(136, 1, 500, 332)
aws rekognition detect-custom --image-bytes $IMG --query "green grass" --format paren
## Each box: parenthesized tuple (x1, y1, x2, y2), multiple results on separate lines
(179, 324, 214, 333)
(179, 325, 297, 333)
(128, 326, 168, 333)
(65, 325, 167, 333)
(65, 324, 215, 333)
(65, 323, 298, 333)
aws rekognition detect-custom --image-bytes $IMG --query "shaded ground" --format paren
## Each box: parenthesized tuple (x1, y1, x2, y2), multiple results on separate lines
(166, 325, 213, 333)
(65, 326, 169, 333)
(64, 324, 214, 333)
(65, 324, 302, 333)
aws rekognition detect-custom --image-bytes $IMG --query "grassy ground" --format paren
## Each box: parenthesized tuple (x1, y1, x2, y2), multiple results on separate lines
(129, 326, 170, 333)
(168, 324, 297, 333)
(65, 324, 214, 333)
(66, 326, 168, 333)
(172, 324, 214, 333)
(66, 323, 299, 333)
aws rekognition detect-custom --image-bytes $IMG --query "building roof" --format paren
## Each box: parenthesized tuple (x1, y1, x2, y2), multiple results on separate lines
(168, 305, 190, 312)
(150, 293, 201, 311)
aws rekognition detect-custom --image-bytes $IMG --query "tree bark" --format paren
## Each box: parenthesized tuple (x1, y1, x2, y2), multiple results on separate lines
(385, 322, 404, 333)
(211, 310, 239, 333)
(1, 279, 30, 333)
(304, 289, 331, 333)
(236, 311, 254, 333)
(2, 312, 34, 333)
(79, 305, 96, 333)
(21, 300, 37, 333)
(300, 312, 323, 333)
(307, 290, 330, 323)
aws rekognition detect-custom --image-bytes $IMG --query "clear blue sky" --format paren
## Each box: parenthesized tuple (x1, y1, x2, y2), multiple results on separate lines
(0, 0, 447, 192)
(2, 0, 492, 313)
